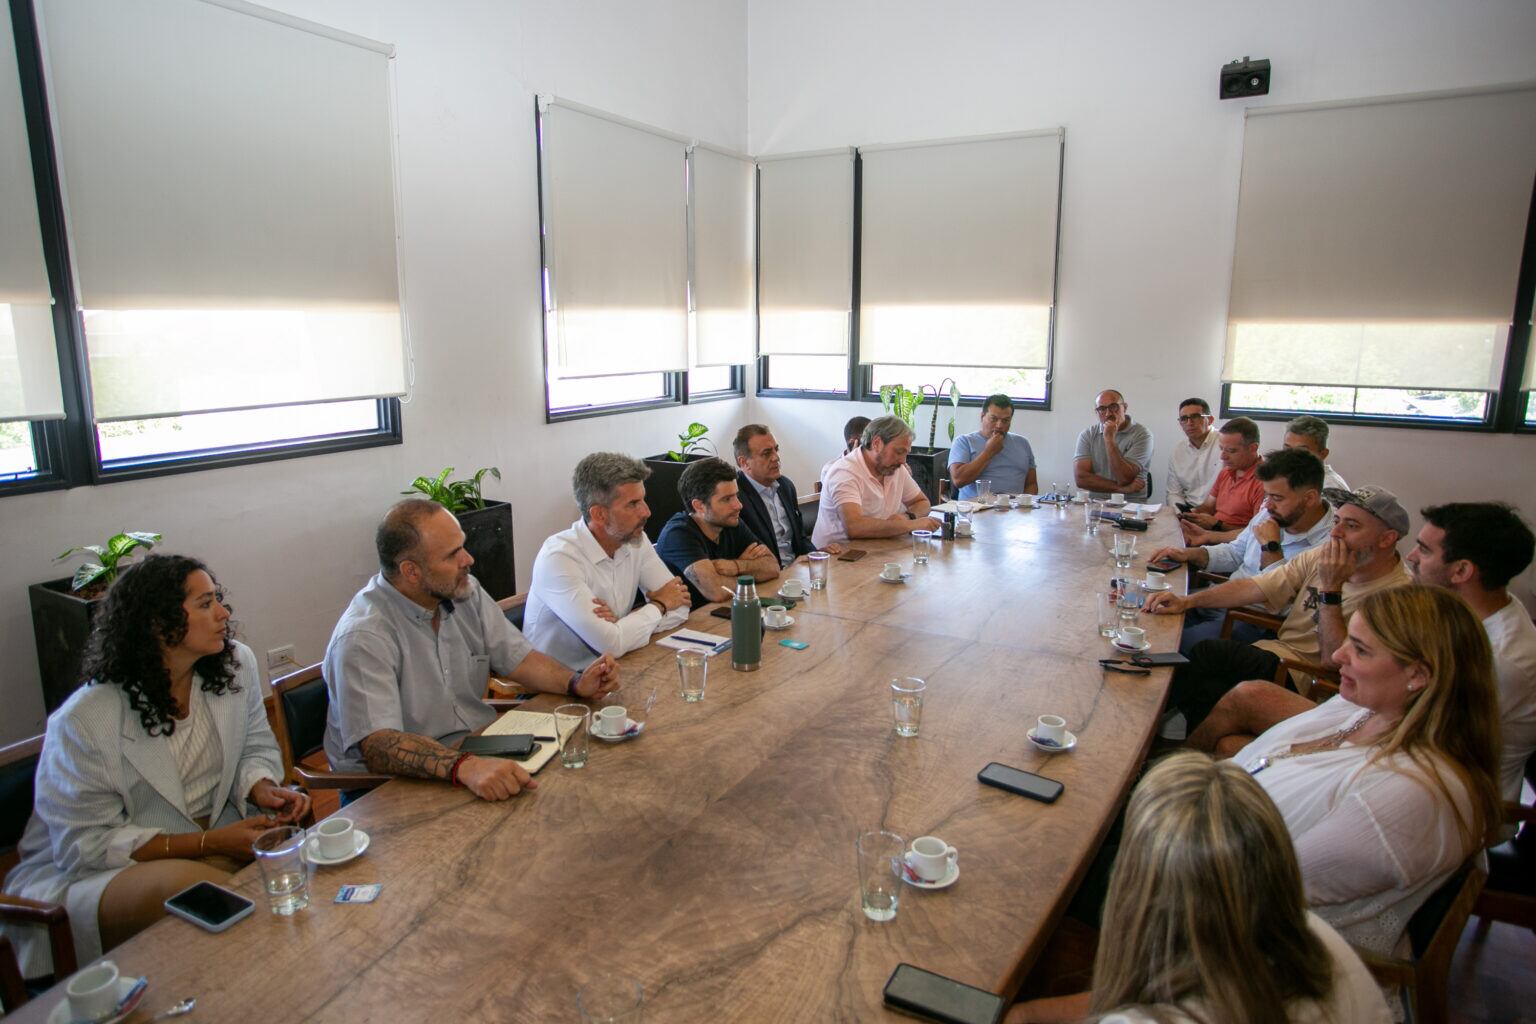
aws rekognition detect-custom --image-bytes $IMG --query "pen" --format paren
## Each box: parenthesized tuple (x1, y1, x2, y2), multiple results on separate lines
(1098, 659, 1151, 675)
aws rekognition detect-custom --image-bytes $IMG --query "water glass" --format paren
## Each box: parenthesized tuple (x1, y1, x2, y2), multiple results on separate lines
(1096, 592, 1119, 637)
(555, 704, 591, 769)
(856, 829, 904, 922)
(1112, 532, 1137, 570)
(253, 825, 311, 915)
(677, 649, 707, 702)
(978, 479, 995, 504)
(577, 975, 643, 1022)
(808, 551, 830, 590)
(911, 529, 933, 564)
(1084, 499, 1101, 535)
(891, 677, 925, 737)
(1117, 586, 1145, 627)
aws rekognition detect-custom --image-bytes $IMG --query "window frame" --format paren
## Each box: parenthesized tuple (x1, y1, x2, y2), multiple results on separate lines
(0, 0, 402, 499)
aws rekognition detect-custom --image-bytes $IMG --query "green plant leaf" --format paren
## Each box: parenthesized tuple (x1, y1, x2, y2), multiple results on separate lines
(71, 563, 108, 592)
(948, 381, 961, 406)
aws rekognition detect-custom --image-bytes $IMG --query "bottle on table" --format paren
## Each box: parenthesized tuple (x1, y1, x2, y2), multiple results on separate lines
(731, 575, 761, 672)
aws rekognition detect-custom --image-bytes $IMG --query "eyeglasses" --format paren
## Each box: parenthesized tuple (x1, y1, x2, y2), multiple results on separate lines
(1177, 414, 1207, 423)
(1095, 403, 1123, 414)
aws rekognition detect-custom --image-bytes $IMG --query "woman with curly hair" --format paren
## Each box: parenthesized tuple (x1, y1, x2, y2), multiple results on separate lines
(3, 554, 309, 977)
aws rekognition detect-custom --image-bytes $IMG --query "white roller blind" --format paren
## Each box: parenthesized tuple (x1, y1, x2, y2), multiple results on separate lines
(858, 131, 1061, 369)
(39, 0, 405, 420)
(542, 102, 688, 378)
(0, 0, 62, 422)
(1225, 84, 1536, 390)
(690, 146, 754, 368)
(757, 150, 853, 356)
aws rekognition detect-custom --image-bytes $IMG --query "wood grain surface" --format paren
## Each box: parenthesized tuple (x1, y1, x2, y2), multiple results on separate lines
(11, 504, 1186, 1023)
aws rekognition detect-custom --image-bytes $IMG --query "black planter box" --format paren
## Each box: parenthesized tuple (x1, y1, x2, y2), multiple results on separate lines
(457, 500, 516, 601)
(642, 453, 707, 542)
(29, 578, 102, 714)
(905, 446, 950, 506)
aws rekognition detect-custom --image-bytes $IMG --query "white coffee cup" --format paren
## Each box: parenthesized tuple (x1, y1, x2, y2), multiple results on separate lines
(595, 705, 628, 737)
(781, 579, 805, 598)
(909, 835, 958, 883)
(1073, 490, 1088, 502)
(881, 562, 903, 580)
(66, 960, 120, 1022)
(1134, 506, 1152, 520)
(1143, 572, 1167, 589)
(315, 816, 356, 860)
(1111, 492, 1126, 504)
(1036, 714, 1068, 746)
(1118, 626, 1147, 647)
(764, 604, 788, 628)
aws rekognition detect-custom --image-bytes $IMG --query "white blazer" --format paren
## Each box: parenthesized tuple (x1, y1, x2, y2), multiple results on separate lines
(2, 642, 281, 977)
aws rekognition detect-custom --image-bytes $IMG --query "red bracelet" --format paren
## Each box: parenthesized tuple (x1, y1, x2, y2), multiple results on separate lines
(449, 753, 471, 787)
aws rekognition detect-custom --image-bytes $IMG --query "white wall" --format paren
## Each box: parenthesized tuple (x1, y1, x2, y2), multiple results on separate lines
(748, 0, 1536, 597)
(0, 0, 749, 743)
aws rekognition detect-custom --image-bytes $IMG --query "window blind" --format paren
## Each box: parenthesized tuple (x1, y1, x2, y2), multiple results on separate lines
(0, 0, 62, 422)
(757, 150, 854, 356)
(689, 146, 755, 368)
(858, 130, 1061, 369)
(541, 100, 688, 378)
(38, 0, 405, 421)
(1225, 84, 1536, 391)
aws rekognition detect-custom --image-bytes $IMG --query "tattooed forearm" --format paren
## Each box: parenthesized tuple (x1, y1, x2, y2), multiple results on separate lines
(358, 729, 461, 780)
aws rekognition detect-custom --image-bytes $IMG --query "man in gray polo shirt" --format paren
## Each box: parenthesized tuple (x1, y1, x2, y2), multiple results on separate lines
(323, 499, 619, 801)
(1073, 388, 1154, 500)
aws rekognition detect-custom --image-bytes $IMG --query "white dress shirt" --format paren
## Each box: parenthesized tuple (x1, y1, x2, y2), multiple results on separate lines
(523, 519, 689, 669)
(1165, 429, 1220, 507)
(746, 473, 795, 565)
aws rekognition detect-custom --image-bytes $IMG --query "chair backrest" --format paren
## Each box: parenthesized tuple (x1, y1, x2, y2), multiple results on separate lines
(271, 664, 329, 782)
(0, 736, 44, 868)
(498, 592, 528, 632)
(798, 492, 819, 538)
(1407, 862, 1474, 958)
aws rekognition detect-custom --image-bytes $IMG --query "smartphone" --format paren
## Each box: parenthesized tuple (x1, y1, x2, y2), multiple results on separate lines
(164, 881, 255, 933)
(1148, 558, 1180, 573)
(709, 605, 733, 619)
(459, 733, 535, 758)
(977, 762, 1064, 804)
(1175, 501, 1195, 513)
(837, 548, 868, 562)
(883, 964, 1005, 1024)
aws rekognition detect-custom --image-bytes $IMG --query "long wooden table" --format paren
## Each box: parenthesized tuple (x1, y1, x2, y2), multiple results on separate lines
(13, 503, 1186, 1022)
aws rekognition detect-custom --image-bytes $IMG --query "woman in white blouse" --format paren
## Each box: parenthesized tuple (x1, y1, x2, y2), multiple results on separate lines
(3, 555, 309, 977)
(1233, 584, 1502, 957)
(1010, 752, 1389, 1024)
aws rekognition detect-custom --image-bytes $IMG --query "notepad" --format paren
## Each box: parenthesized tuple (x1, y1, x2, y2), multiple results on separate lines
(479, 709, 581, 773)
(656, 629, 731, 654)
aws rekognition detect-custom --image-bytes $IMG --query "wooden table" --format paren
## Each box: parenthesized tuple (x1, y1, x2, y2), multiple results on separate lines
(13, 504, 1186, 1023)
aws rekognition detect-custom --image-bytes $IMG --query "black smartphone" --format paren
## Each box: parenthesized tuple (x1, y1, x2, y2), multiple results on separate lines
(1148, 558, 1180, 573)
(709, 605, 733, 619)
(460, 733, 536, 758)
(883, 963, 1005, 1024)
(977, 762, 1064, 803)
(838, 548, 868, 562)
(164, 881, 255, 933)
(1175, 501, 1195, 513)
(1130, 651, 1190, 667)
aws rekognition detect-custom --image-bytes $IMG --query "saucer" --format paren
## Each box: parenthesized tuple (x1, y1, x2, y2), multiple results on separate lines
(1105, 499, 1127, 508)
(1028, 728, 1078, 754)
(1111, 638, 1150, 654)
(305, 829, 371, 866)
(763, 615, 795, 631)
(776, 587, 807, 601)
(592, 719, 645, 743)
(48, 977, 147, 1024)
(1138, 579, 1171, 592)
(899, 853, 960, 890)
(879, 573, 912, 584)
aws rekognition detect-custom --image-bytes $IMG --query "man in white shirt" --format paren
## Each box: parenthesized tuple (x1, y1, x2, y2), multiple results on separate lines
(819, 415, 870, 490)
(813, 416, 941, 548)
(1407, 502, 1536, 810)
(523, 453, 691, 670)
(1164, 396, 1221, 508)
(1283, 415, 1349, 492)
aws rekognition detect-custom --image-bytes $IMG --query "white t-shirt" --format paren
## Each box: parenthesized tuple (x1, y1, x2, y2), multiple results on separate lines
(812, 449, 923, 548)
(1097, 912, 1390, 1024)
(1484, 594, 1536, 805)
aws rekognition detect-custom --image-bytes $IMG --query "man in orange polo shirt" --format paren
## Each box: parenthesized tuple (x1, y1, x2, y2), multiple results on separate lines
(1178, 417, 1265, 545)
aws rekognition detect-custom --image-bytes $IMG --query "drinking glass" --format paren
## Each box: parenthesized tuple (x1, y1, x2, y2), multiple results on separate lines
(253, 825, 311, 915)
(1096, 592, 1119, 637)
(577, 975, 643, 1022)
(554, 704, 591, 769)
(978, 479, 994, 505)
(1117, 586, 1145, 627)
(677, 649, 707, 702)
(856, 829, 904, 922)
(807, 551, 830, 590)
(1084, 499, 1101, 535)
(1113, 532, 1137, 570)
(891, 677, 925, 737)
(911, 529, 933, 565)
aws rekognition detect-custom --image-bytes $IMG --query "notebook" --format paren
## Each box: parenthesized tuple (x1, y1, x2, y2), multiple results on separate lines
(478, 709, 581, 774)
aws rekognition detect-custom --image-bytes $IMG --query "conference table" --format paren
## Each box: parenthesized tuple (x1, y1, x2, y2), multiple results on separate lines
(14, 500, 1187, 1022)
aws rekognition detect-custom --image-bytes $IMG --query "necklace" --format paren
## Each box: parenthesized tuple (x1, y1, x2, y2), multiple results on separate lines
(1245, 711, 1376, 776)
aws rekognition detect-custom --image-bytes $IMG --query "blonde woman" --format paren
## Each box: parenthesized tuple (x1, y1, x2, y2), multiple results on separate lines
(1010, 752, 1388, 1023)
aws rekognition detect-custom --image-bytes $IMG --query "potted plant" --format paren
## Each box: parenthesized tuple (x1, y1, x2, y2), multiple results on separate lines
(30, 531, 161, 713)
(642, 422, 715, 541)
(403, 467, 516, 600)
(879, 381, 960, 504)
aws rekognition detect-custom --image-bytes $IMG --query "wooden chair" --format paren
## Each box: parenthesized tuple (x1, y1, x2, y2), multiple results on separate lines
(1356, 859, 1486, 1024)
(268, 664, 391, 794)
(0, 934, 26, 1012)
(0, 735, 76, 994)
(1473, 751, 1536, 932)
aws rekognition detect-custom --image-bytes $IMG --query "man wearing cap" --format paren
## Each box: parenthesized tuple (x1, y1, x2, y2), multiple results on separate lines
(1144, 485, 1412, 732)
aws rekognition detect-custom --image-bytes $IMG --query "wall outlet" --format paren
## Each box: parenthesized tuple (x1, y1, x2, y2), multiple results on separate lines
(266, 645, 296, 672)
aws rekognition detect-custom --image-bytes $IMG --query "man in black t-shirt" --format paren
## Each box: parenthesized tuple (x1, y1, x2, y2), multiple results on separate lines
(655, 457, 781, 607)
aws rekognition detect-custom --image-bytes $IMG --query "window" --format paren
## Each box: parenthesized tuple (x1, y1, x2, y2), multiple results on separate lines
(869, 365, 1047, 405)
(1223, 84, 1536, 428)
(1, 0, 404, 496)
(760, 354, 850, 395)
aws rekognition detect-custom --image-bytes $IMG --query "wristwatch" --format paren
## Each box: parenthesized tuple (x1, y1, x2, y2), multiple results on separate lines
(1317, 590, 1343, 606)
(904, 511, 916, 520)
(1261, 540, 1282, 554)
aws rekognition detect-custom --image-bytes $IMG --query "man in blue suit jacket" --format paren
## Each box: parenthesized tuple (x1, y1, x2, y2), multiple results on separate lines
(733, 424, 840, 565)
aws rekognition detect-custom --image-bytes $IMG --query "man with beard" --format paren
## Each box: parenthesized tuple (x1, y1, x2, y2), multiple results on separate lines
(813, 415, 941, 548)
(523, 453, 691, 667)
(1144, 486, 1411, 732)
(324, 498, 626, 801)
(656, 456, 781, 607)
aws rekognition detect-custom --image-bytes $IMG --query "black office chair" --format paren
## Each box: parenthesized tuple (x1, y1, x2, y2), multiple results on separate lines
(269, 665, 391, 794)
(0, 735, 76, 996)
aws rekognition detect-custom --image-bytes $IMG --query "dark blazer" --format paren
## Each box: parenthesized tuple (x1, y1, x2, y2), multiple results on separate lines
(736, 470, 811, 564)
